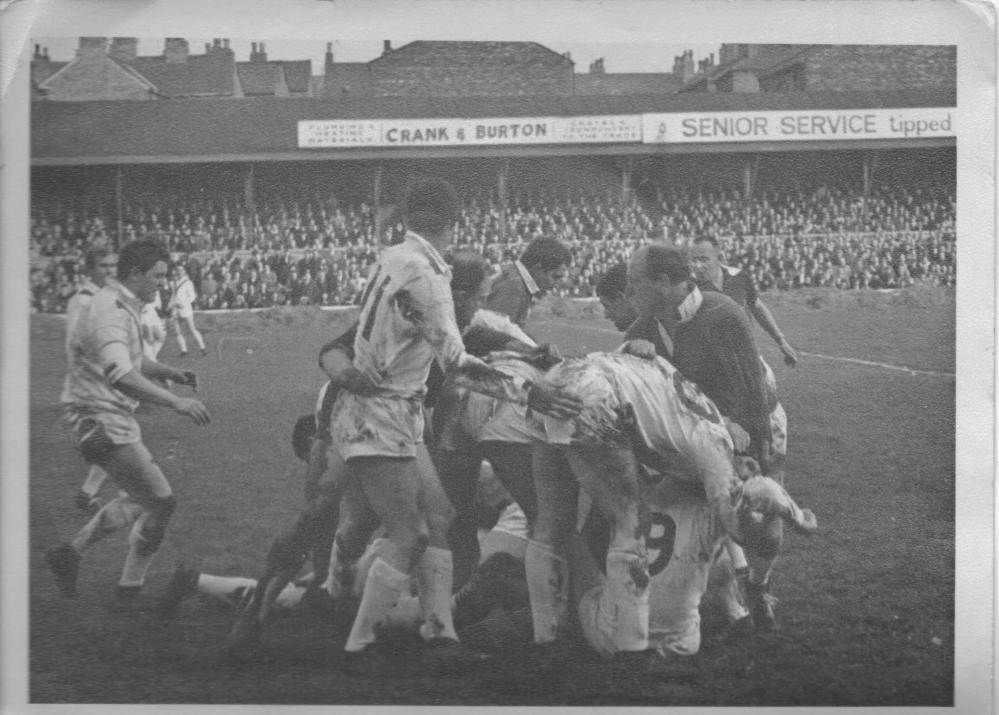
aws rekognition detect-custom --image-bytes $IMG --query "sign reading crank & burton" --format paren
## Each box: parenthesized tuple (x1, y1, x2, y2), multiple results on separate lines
(298, 115, 643, 148)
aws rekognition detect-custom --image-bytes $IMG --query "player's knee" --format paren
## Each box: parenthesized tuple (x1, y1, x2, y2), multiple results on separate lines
(137, 494, 177, 554)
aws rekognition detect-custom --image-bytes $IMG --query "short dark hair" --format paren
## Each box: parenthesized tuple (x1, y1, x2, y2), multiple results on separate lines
(83, 247, 110, 271)
(692, 235, 720, 249)
(117, 240, 170, 281)
(402, 178, 459, 236)
(520, 237, 572, 272)
(447, 251, 490, 295)
(595, 263, 628, 299)
(643, 244, 690, 285)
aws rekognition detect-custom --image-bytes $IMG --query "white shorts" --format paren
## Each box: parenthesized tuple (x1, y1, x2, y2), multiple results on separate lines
(329, 391, 424, 461)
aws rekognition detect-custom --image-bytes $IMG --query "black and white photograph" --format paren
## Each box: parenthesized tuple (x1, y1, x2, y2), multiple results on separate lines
(2, 0, 994, 711)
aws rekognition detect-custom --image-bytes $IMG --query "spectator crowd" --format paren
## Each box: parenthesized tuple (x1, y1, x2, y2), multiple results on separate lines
(30, 181, 955, 314)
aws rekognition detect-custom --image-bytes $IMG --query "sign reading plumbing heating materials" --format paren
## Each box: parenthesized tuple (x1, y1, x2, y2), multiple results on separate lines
(642, 107, 955, 144)
(298, 115, 643, 148)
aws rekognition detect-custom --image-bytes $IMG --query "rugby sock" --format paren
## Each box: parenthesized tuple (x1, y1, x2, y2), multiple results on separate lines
(344, 557, 409, 652)
(176, 331, 188, 354)
(524, 540, 569, 644)
(725, 538, 749, 572)
(383, 594, 424, 630)
(118, 518, 157, 588)
(414, 546, 458, 641)
(604, 548, 650, 653)
(80, 465, 108, 498)
(197, 574, 259, 608)
(71, 495, 143, 552)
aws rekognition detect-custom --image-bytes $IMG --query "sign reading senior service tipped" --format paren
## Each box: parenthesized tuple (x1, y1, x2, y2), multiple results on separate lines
(643, 107, 955, 144)
(298, 115, 642, 148)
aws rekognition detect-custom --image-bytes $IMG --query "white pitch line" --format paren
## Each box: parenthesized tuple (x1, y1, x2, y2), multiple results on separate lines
(532, 320, 955, 378)
(797, 351, 954, 378)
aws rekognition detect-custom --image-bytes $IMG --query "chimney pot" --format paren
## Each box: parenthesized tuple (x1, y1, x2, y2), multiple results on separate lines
(383, 39, 392, 54)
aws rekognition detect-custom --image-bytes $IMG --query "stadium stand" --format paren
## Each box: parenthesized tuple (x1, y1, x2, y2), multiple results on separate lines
(30, 178, 955, 313)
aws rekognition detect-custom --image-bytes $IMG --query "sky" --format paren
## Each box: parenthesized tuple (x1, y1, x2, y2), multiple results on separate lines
(35, 37, 719, 75)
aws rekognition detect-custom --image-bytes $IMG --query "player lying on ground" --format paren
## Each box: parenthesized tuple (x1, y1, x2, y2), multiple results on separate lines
(452, 350, 816, 659)
(46, 239, 209, 603)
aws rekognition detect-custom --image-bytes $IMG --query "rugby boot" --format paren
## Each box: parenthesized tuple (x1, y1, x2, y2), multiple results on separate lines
(45, 543, 81, 598)
(156, 565, 200, 618)
(452, 552, 526, 630)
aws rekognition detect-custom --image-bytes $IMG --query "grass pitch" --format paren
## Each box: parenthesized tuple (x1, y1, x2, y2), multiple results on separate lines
(28, 291, 955, 706)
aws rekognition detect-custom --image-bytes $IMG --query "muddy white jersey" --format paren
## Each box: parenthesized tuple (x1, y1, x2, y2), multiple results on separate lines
(536, 353, 737, 495)
(352, 232, 468, 399)
(61, 282, 145, 416)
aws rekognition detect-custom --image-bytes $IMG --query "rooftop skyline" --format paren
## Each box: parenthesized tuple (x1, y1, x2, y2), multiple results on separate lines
(34, 37, 720, 75)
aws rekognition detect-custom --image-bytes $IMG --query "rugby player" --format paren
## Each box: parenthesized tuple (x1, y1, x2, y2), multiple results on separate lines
(626, 244, 791, 629)
(453, 351, 816, 659)
(486, 236, 572, 328)
(690, 236, 799, 367)
(169, 263, 207, 357)
(65, 247, 118, 513)
(45, 239, 209, 602)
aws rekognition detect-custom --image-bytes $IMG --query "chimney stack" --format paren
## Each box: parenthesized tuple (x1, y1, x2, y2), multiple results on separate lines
(250, 41, 267, 62)
(78, 37, 109, 60)
(164, 37, 189, 63)
(109, 37, 138, 64)
(383, 39, 392, 55)
(325, 42, 334, 67)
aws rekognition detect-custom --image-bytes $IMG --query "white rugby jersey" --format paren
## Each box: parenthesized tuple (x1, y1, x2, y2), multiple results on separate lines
(64, 276, 103, 358)
(171, 276, 197, 311)
(61, 282, 145, 416)
(470, 308, 537, 347)
(352, 232, 468, 398)
(538, 353, 736, 488)
(455, 355, 544, 445)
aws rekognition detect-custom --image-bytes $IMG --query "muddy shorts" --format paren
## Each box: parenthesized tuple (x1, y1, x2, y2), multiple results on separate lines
(329, 391, 425, 461)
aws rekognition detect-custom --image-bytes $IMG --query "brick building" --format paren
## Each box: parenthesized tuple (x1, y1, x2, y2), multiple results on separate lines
(679, 44, 956, 94)
(365, 40, 575, 97)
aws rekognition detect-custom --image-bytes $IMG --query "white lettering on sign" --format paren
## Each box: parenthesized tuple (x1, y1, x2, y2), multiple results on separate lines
(298, 115, 642, 148)
(644, 108, 954, 144)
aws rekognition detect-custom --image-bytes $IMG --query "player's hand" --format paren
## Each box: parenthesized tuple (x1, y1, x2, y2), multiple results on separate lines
(527, 382, 583, 420)
(724, 420, 752, 452)
(779, 338, 799, 367)
(620, 339, 657, 360)
(336, 367, 379, 396)
(173, 396, 210, 427)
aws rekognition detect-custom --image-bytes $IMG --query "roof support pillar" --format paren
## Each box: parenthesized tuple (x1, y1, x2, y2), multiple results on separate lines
(244, 163, 256, 219)
(373, 162, 383, 240)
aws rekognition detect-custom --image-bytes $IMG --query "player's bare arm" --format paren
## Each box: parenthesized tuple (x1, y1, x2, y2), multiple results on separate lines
(751, 300, 799, 366)
(115, 369, 210, 426)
